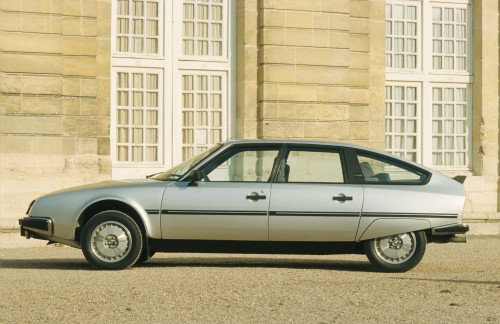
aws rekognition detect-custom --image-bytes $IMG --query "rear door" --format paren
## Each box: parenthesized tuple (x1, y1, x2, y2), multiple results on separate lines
(269, 147, 363, 241)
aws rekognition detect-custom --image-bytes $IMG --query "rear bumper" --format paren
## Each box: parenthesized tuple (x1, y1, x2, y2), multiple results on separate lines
(432, 223, 469, 235)
(429, 223, 469, 243)
(19, 217, 53, 238)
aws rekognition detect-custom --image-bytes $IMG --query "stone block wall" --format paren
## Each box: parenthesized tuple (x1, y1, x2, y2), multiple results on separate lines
(0, 0, 111, 230)
(236, 0, 385, 148)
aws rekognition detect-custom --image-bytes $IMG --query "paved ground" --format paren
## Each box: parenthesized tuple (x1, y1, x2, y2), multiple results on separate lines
(1, 236, 499, 323)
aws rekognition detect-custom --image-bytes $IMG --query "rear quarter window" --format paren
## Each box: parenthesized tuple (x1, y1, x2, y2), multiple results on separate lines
(357, 153, 430, 185)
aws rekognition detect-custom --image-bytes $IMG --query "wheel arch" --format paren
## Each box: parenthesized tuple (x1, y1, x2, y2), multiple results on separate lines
(357, 218, 431, 241)
(76, 200, 147, 242)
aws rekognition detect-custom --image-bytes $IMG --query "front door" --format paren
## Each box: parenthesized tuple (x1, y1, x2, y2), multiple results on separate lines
(161, 145, 281, 240)
(269, 147, 363, 241)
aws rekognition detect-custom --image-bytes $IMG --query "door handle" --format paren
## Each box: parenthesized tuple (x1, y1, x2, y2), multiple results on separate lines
(332, 194, 353, 202)
(246, 192, 267, 201)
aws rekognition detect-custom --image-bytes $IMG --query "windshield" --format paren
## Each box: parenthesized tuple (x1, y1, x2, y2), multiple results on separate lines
(151, 144, 223, 181)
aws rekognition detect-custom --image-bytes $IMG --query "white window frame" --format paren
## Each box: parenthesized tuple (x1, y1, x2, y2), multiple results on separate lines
(110, 67, 171, 179)
(385, 0, 473, 172)
(426, 83, 472, 169)
(385, 0, 421, 71)
(385, 82, 422, 162)
(112, 0, 165, 58)
(111, 0, 235, 179)
(178, 0, 229, 61)
(172, 0, 235, 165)
(428, 2, 471, 73)
(175, 71, 229, 161)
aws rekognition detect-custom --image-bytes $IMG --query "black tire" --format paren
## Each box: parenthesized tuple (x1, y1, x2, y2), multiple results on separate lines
(81, 210, 143, 270)
(364, 231, 427, 272)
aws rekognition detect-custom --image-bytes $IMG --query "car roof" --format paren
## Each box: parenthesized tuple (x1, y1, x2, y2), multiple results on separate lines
(221, 139, 434, 172)
(223, 139, 379, 151)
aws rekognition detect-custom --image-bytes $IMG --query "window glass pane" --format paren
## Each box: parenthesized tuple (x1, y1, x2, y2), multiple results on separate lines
(283, 150, 344, 183)
(358, 154, 427, 184)
(203, 149, 280, 182)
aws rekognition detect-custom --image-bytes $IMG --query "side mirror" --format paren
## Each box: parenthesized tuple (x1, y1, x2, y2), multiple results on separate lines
(188, 169, 201, 186)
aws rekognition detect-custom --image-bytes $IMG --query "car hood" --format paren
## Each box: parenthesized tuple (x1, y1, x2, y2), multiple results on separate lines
(39, 179, 172, 198)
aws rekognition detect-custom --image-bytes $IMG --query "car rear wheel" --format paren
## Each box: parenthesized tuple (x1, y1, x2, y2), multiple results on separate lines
(364, 231, 426, 272)
(81, 211, 143, 270)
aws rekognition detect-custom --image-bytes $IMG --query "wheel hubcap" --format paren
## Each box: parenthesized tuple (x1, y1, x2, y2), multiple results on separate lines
(374, 232, 416, 264)
(91, 221, 132, 262)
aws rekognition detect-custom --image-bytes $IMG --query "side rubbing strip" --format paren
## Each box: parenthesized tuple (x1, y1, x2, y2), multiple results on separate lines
(361, 212, 458, 219)
(269, 211, 360, 217)
(162, 210, 268, 216)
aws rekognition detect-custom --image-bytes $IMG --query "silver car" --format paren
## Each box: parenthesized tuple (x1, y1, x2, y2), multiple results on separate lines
(19, 140, 469, 272)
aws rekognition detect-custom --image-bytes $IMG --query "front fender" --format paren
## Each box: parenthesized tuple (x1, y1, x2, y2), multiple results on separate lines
(76, 197, 163, 240)
(357, 218, 431, 241)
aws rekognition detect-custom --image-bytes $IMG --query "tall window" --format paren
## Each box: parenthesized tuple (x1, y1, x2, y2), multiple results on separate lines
(116, 0, 161, 55)
(115, 71, 161, 162)
(385, 0, 472, 171)
(111, 0, 234, 179)
(431, 86, 468, 166)
(385, 2, 419, 70)
(385, 84, 419, 161)
(181, 74, 225, 160)
(182, 0, 224, 56)
(431, 6, 468, 71)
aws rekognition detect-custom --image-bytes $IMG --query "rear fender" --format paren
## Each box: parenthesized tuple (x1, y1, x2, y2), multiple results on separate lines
(357, 218, 431, 241)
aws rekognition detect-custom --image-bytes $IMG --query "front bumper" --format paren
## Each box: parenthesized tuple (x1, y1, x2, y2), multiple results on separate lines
(19, 217, 53, 238)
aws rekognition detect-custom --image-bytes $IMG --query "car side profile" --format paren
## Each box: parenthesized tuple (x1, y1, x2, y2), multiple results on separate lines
(19, 140, 469, 272)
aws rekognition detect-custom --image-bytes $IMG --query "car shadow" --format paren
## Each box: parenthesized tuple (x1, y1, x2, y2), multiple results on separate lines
(0, 256, 376, 272)
(137, 256, 376, 272)
(392, 277, 500, 286)
(0, 258, 93, 270)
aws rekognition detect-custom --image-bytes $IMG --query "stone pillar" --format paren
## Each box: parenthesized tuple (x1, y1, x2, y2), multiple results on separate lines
(236, 0, 260, 139)
(465, 0, 500, 233)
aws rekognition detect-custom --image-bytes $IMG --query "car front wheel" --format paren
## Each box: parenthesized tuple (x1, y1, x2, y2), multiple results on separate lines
(364, 231, 426, 272)
(81, 211, 143, 270)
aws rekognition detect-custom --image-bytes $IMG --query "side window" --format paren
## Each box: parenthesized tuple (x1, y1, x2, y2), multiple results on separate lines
(201, 148, 280, 182)
(278, 149, 344, 183)
(357, 154, 428, 184)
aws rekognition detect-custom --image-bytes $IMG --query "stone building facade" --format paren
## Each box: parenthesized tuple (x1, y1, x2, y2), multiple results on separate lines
(1, 0, 499, 236)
